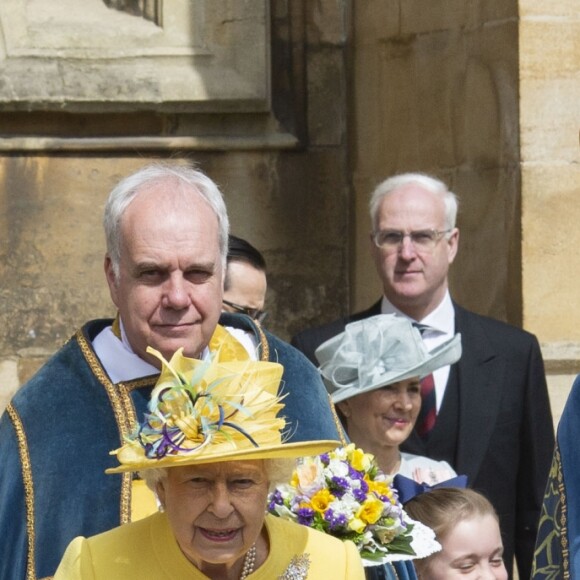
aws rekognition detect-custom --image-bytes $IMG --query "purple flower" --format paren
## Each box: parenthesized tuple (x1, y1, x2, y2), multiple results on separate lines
(268, 489, 284, 511)
(297, 507, 316, 526)
(324, 508, 347, 531)
(348, 464, 365, 481)
(329, 476, 350, 498)
(319, 453, 330, 466)
(353, 486, 368, 502)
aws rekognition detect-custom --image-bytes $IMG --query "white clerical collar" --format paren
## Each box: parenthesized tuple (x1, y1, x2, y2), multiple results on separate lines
(92, 325, 159, 383)
(380, 291, 455, 336)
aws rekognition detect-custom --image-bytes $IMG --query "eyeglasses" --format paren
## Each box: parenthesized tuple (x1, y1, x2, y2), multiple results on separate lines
(222, 299, 268, 323)
(372, 229, 451, 253)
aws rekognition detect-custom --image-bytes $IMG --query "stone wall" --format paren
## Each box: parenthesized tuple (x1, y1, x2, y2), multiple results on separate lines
(519, 0, 580, 426)
(0, 0, 352, 413)
(351, 0, 522, 323)
(520, 0, 580, 338)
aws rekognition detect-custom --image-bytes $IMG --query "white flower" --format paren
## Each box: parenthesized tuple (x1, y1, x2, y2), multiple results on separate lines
(360, 530, 374, 545)
(326, 457, 350, 478)
(273, 504, 297, 521)
(332, 446, 348, 461)
(275, 483, 295, 500)
(329, 497, 359, 519)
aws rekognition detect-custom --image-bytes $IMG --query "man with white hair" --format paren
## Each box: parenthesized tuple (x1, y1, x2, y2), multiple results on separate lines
(0, 163, 343, 580)
(292, 172, 554, 579)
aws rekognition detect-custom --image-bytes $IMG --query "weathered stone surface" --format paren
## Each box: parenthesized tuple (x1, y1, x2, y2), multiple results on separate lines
(546, 373, 573, 429)
(0, 358, 19, 417)
(519, 0, 580, 342)
(307, 48, 347, 147)
(450, 165, 521, 323)
(400, 0, 517, 35)
(520, 0, 578, 19)
(0, 0, 270, 112)
(17, 351, 50, 386)
(520, 80, 580, 163)
(401, 0, 471, 35)
(353, 1, 399, 40)
(350, 2, 520, 322)
(522, 165, 580, 339)
(307, 0, 348, 45)
(0, 157, 132, 354)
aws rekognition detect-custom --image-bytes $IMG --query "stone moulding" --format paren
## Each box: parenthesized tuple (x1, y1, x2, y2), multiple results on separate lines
(0, 134, 299, 152)
(542, 342, 580, 374)
(0, 0, 304, 151)
(0, 0, 269, 113)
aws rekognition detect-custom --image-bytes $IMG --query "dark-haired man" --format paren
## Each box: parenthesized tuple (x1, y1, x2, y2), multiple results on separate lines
(222, 235, 268, 323)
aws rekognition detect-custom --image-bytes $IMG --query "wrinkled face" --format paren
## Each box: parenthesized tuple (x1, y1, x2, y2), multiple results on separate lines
(156, 461, 269, 574)
(223, 261, 267, 312)
(371, 184, 459, 319)
(421, 514, 508, 579)
(338, 378, 421, 452)
(105, 183, 224, 367)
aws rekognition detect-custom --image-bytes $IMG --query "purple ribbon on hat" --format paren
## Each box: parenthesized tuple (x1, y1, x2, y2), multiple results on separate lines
(393, 473, 469, 505)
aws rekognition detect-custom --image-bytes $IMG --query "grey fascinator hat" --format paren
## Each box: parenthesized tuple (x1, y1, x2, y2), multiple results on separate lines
(315, 314, 462, 403)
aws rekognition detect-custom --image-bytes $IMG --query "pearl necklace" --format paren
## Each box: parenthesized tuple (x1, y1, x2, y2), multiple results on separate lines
(239, 544, 257, 580)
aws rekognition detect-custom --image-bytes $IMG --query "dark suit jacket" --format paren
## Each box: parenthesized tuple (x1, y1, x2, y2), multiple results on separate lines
(291, 301, 555, 580)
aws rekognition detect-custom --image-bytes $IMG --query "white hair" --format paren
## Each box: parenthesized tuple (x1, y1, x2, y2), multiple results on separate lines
(103, 162, 229, 280)
(369, 172, 458, 231)
(140, 458, 297, 495)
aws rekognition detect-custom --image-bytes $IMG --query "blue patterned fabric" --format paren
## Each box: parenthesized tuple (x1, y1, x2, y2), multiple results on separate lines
(365, 561, 418, 580)
(532, 374, 580, 579)
(0, 317, 343, 580)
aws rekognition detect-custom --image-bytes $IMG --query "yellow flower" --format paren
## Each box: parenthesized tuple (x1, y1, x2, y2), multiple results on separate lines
(349, 447, 374, 472)
(357, 497, 384, 525)
(365, 476, 392, 499)
(310, 489, 335, 513)
(349, 517, 366, 534)
(291, 471, 300, 488)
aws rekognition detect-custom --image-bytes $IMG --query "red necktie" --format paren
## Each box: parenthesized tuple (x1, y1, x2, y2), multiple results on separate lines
(417, 371, 436, 437)
(414, 323, 437, 438)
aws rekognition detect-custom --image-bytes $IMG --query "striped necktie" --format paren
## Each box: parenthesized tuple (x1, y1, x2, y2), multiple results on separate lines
(414, 323, 437, 438)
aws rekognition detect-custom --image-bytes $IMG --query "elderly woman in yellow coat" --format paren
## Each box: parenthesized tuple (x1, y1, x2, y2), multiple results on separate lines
(54, 347, 364, 580)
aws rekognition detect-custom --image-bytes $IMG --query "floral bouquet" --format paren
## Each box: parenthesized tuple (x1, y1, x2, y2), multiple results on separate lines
(267, 444, 440, 566)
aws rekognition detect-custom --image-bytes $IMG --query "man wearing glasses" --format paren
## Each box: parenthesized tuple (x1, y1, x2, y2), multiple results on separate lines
(222, 235, 268, 324)
(292, 172, 554, 580)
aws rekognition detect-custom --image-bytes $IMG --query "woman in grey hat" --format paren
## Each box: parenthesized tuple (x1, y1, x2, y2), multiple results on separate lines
(315, 314, 462, 483)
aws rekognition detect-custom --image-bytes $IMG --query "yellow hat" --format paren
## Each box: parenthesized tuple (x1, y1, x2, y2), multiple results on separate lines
(107, 347, 340, 473)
